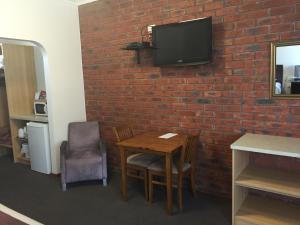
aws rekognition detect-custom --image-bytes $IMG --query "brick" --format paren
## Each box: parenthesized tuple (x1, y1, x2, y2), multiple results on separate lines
(225, 0, 241, 7)
(204, 2, 224, 11)
(271, 6, 294, 16)
(296, 22, 300, 30)
(197, 98, 213, 104)
(234, 36, 255, 45)
(148, 74, 160, 79)
(246, 26, 269, 36)
(256, 99, 275, 105)
(257, 17, 281, 26)
(246, 44, 261, 52)
(271, 24, 294, 33)
(236, 19, 256, 29)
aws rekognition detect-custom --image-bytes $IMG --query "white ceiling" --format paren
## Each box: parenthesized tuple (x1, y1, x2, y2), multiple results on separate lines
(69, 0, 97, 5)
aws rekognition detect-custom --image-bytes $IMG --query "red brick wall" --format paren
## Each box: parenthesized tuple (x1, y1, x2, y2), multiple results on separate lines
(79, 0, 300, 196)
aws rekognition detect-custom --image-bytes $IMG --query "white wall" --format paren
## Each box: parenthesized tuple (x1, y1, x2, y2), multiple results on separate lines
(70, 0, 97, 5)
(0, 0, 86, 173)
(33, 47, 46, 91)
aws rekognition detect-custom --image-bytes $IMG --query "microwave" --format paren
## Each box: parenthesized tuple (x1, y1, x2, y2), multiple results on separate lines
(34, 101, 48, 116)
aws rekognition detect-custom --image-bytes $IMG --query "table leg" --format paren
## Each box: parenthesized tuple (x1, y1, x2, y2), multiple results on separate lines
(120, 147, 128, 201)
(165, 152, 173, 214)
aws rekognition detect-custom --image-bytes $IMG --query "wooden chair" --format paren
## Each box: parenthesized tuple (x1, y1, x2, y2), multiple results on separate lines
(147, 135, 198, 210)
(113, 126, 160, 200)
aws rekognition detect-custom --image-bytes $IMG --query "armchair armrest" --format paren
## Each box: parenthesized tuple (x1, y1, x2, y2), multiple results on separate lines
(99, 139, 107, 179)
(60, 141, 68, 155)
(99, 139, 106, 154)
(60, 141, 68, 189)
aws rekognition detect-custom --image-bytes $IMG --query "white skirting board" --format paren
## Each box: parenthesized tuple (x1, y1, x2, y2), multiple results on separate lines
(0, 203, 43, 225)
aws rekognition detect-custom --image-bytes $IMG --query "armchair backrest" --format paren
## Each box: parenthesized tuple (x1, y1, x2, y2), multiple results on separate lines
(68, 121, 100, 151)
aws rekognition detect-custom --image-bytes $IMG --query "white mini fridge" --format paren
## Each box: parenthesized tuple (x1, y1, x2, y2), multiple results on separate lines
(27, 122, 51, 174)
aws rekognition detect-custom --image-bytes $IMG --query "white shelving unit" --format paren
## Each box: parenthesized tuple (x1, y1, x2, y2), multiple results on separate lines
(231, 133, 300, 225)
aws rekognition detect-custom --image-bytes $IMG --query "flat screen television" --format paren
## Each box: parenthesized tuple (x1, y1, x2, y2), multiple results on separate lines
(152, 17, 212, 66)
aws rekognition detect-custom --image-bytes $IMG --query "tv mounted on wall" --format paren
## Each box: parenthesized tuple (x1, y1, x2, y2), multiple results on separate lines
(152, 17, 212, 66)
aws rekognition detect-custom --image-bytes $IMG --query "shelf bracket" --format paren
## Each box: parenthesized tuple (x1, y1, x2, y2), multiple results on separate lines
(136, 49, 141, 64)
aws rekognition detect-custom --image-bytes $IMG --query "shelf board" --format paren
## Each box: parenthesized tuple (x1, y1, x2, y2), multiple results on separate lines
(17, 154, 30, 165)
(0, 143, 12, 148)
(235, 165, 300, 198)
(231, 133, 300, 158)
(10, 114, 48, 123)
(121, 46, 157, 50)
(121, 43, 156, 64)
(236, 196, 300, 225)
(16, 137, 28, 144)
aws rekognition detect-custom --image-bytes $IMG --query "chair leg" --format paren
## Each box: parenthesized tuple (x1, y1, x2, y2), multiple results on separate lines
(190, 169, 196, 197)
(144, 169, 149, 201)
(62, 183, 67, 191)
(103, 178, 107, 187)
(148, 172, 153, 204)
(177, 174, 183, 211)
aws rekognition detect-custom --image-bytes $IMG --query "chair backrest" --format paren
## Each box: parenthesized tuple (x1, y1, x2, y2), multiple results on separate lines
(113, 126, 134, 142)
(179, 135, 198, 168)
(68, 121, 100, 151)
(184, 135, 198, 163)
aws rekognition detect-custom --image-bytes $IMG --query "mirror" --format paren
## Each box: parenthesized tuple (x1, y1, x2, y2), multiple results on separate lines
(270, 39, 300, 98)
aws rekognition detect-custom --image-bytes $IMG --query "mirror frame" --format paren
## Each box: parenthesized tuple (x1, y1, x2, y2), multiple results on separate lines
(270, 39, 300, 99)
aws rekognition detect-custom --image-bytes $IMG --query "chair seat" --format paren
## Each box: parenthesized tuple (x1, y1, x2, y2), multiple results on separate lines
(148, 159, 191, 174)
(65, 149, 103, 183)
(127, 153, 160, 167)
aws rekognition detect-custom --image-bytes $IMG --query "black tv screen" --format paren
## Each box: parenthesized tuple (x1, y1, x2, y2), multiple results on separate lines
(152, 17, 212, 66)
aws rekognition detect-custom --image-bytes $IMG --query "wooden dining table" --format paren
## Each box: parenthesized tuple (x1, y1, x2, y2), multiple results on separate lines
(117, 131, 186, 214)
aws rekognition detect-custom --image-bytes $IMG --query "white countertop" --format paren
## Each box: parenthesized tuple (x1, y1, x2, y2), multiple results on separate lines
(231, 133, 300, 158)
(10, 114, 48, 123)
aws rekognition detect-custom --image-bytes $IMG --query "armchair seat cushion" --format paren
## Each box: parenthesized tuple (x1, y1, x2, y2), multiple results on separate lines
(65, 149, 103, 183)
(148, 159, 191, 174)
(127, 153, 160, 168)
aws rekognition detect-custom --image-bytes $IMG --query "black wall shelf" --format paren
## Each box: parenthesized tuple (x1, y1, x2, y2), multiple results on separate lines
(121, 44, 156, 64)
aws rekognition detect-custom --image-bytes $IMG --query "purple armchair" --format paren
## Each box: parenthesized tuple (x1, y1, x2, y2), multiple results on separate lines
(60, 121, 107, 191)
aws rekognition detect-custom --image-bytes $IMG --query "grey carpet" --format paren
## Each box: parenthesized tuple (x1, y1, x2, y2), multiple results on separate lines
(0, 155, 231, 225)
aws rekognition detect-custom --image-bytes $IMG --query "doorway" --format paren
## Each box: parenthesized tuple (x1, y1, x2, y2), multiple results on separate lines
(0, 41, 51, 170)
